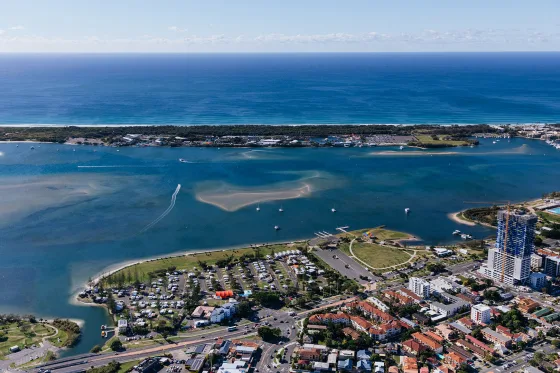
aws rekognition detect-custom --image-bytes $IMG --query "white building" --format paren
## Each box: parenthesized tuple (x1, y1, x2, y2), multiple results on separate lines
(408, 277, 431, 298)
(366, 297, 390, 312)
(529, 272, 547, 290)
(471, 304, 491, 325)
(210, 300, 238, 323)
(531, 254, 543, 269)
(117, 319, 128, 332)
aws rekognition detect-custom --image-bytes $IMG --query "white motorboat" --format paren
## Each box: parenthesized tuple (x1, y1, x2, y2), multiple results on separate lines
(405, 208, 410, 214)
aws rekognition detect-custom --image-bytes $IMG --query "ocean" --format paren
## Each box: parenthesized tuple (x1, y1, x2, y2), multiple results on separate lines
(0, 52, 559, 125)
(1, 138, 560, 354)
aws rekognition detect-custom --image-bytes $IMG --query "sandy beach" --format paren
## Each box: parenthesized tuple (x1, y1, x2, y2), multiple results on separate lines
(369, 150, 459, 156)
(447, 211, 477, 226)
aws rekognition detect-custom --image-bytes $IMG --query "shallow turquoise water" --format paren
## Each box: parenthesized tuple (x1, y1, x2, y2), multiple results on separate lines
(547, 207, 560, 214)
(0, 137, 559, 354)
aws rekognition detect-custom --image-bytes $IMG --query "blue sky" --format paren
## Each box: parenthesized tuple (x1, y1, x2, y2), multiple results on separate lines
(0, 0, 559, 52)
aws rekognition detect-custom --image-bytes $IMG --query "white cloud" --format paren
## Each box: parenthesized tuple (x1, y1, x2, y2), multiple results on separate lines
(168, 26, 188, 33)
(0, 28, 558, 52)
(9, 25, 25, 30)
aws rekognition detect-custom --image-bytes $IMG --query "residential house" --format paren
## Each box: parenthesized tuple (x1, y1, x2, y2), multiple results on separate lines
(434, 324, 457, 341)
(402, 356, 419, 373)
(357, 360, 372, 372)
(481, 327, 512, 348)
(465, 335, 494, 355)
(402, 339, 427, 356)
(357, 350, 372, 361)
(338, 359, 353, 371)
(412, 332, 444, 353)
(517, 298, 540, 313)
(298, 348, 323, 361)
(444, 352, 468, 370)
(373, 362, 384, 373)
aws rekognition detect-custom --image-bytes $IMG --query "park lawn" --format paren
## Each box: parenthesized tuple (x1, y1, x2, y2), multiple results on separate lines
(48, 328, 69, 348)
(0, 322, 52, 358)
(414, 134, 470, 146)
(109, 245, 288, 284)
(350, 243, 413, 269)
(338, 227, 411, 241)
(538, 211, 560, 224)
(118, 360, 142, 373)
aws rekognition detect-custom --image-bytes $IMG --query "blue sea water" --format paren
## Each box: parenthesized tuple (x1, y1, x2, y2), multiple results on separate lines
(0, 52, 560, 125)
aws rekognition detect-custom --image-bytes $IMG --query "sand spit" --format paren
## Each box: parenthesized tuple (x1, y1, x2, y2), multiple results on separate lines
(196, 183, 312, 212)
(448, 211, 476, 226)
(370, 150, 459, 156)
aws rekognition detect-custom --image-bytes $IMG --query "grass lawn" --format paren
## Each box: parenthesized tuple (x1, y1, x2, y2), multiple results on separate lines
(0, 322, 56, 358)
(118, 360, 142, 373)
(350, 243, 413, 268)
(538, 211, 560, 224)
(338, 227, 411, 241)
(414, 134, 470, 146)
(108, 244, 294, 284)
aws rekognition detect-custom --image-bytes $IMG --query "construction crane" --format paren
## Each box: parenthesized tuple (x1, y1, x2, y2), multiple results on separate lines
(500, 203, 512, 283)
(462, 200, 512, 283)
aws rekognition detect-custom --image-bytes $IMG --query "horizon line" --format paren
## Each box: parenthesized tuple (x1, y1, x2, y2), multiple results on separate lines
(1, 50, 560, 55)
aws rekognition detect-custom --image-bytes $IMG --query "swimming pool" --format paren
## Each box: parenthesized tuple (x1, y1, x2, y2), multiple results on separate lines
(547, 207, 560, 215)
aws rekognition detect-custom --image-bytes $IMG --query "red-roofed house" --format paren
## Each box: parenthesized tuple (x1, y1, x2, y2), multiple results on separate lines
(402, 356, 418, 373)
(496, 325, 513, 338)
(425, 331, 445, 344)
(465, 335, 494, 354)
(350, 315, 373, 332)
(349, 301, 395, 322)
(444, 352, 468, 370)
(412, 332, 444, 353)
(309, 313, 351, 325)
(402, 339, 427, 356)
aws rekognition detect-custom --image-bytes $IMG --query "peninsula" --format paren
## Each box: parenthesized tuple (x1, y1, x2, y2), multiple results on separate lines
(1, 124, 500, 148)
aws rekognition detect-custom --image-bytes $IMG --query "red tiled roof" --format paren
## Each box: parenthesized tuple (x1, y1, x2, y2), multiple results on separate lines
(403, 339, 427, 354)
(425, 331, 445, 344)
(412, 332, 443, 351)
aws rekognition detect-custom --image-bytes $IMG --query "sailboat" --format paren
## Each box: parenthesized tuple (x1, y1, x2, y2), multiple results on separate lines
(256, 204, 260, 212)
(279, 205, 284, 212)
(331, 207, 337, 213)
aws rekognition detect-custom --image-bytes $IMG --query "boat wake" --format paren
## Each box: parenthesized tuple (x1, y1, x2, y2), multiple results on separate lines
(141, 184, 181, 233)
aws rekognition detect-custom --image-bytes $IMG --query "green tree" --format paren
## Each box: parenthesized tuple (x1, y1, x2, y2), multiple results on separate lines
(258, 326, 281, 342)
(90, 345, 102, 353)
(110, 339, 123, 351)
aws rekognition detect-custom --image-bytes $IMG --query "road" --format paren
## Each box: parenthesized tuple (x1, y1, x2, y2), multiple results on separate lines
(26, 296, 357, 373)
(313, 248, 374, 284)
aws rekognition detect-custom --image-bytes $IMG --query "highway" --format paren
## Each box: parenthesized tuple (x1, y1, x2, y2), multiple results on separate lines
(28, 296, 357, 373)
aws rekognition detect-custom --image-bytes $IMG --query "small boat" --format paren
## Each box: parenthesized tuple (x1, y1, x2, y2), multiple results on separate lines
(101, 325, 106, 330)
(452, 230, 461, 235)
(101, 331, 106, 338)
(492, 141, 496, 144)
(16, 144, 19, 147)
(256, 204, 260, 212)
(179, 158, 188, 163)
(279, 206, 284, 213)
(73, 149, 76, 152)
(30, 146, 35, 150)
(274, 225, 280, 230)
(405, 208, 410, 214)
(399, 146, 404, 150)
(331, 207, 336, 213)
